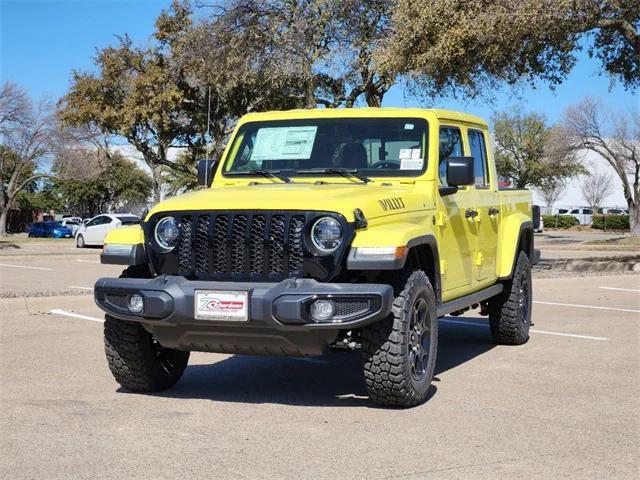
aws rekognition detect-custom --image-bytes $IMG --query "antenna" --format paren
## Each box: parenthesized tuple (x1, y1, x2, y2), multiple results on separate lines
(205, 85, 211, 188)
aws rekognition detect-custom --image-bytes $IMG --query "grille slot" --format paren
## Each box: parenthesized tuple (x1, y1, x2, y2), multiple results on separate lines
(334, 300, 370, 318)
(164, 212, 311, 280)
(177, 215, 193, 273)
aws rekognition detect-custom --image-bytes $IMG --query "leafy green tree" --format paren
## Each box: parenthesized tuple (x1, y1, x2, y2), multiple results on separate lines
(59, 1, 206, 203)
(56, 154, 152, 217)
(493, 109, 584, 189)
(191, 0, 395, 108)
(381, 0, 639, 99)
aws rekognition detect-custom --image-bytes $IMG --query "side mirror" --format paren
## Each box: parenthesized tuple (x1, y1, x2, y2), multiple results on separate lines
(197, 159, 218, 187)
(439, 157, 475, 197)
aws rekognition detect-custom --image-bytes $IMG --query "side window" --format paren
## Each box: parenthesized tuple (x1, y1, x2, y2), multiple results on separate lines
(87, 217, 101, 227)
(468, 130, 489, 188)
(438, 127, 463, 186)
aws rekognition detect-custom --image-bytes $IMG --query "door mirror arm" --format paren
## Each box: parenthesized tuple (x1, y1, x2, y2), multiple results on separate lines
(197, 159, 218, 187)
(439, 186, 459, 197)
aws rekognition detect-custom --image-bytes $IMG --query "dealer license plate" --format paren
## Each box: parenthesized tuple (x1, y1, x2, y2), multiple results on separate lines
(194, 290, 249, 321)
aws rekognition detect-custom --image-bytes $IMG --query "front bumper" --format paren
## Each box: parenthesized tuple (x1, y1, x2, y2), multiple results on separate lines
(94, 276, 393, 356)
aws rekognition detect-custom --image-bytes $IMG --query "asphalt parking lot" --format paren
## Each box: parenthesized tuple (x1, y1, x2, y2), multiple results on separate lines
(1, 239, 639, 479)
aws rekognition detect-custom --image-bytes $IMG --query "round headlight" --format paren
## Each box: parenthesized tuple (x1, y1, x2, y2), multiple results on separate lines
(154, 216, 180, 251)
(311, 217, 343, 254)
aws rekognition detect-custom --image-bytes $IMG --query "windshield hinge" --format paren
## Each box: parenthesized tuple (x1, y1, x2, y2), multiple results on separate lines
(354, 208, 368, 229)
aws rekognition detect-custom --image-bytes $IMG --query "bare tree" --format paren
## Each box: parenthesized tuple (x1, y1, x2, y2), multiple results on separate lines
(563, 98, 640, 235)
(536, 178, 567, 214)
(0, 83, 55, 236)
(580, 170, 613, 212)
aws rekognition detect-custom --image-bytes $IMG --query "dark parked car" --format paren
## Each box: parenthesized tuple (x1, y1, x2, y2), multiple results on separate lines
(27, 221, 74, 238)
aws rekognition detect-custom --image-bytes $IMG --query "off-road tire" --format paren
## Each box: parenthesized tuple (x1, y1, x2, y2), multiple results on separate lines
(361, 270, 438, 407)
(76, 234, 85, 248)
(488, 251, 532, 345)
(103, 264, 189, 392)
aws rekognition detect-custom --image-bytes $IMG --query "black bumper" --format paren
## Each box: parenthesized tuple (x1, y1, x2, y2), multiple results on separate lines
(94, 276, 393, 356)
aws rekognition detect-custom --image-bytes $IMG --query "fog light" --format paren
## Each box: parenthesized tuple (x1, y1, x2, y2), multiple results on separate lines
(310, 299, 335, 321)
(128, 294, 144, 313)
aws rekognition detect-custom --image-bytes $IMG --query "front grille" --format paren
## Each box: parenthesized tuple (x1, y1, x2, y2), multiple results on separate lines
(165, 212, 308, 280)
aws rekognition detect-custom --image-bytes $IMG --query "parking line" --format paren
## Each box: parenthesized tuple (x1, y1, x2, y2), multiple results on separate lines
(49, 309, 103, 323)
(440, 319, 609, 341)
(68, 286, 94, 291)
(599, 287, 640, 293)
(75, 259, 100, 264)
(533, 300, 640, 314)
(0, 263, 53, 271)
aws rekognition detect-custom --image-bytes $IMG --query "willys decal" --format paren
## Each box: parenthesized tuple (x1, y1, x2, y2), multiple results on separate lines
(378, 197, 406, 212)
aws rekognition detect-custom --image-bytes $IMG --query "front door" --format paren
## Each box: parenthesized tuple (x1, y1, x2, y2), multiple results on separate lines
(436, 126, 476, 299)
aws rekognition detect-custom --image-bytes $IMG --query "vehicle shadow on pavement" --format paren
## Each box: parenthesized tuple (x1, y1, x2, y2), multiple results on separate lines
(143, 317, 494, 407)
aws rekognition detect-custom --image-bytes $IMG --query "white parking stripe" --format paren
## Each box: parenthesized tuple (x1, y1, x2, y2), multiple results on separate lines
(533, 300, 640, 314)
(75, 259, 100, 264)
(49, 309, 103, 323)
(440, 319, 609, 341)
(599, 287, 640, 293)
(68, 286, 93, 291)
(0, 263, 53, 271)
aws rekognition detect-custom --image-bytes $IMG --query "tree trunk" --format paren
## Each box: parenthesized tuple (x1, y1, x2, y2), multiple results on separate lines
(151, 165, 163, 204)
(0, 208, 8, 236)
(629, 202, 640, 236)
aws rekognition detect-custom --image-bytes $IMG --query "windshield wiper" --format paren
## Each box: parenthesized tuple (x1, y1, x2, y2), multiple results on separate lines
(297, 168, 371, 184)
(226, 169, 293, 183)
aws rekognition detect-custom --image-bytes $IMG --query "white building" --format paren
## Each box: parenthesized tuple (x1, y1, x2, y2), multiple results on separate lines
(532, 149, 629, 212)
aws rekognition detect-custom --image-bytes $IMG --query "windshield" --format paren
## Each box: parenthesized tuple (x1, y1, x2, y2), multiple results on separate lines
(224, 118, 428, 178)
(117, 216, 141, 225)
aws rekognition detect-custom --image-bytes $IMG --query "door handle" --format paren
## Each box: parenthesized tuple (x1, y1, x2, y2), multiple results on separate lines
(465, 209, 479, 219)
(488, 207, 500, 216)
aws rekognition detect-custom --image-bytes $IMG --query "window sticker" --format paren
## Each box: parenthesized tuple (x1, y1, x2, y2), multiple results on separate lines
(399, 147, 421, 160)
(399, 148, 412, 159)
(400, 158, 424, 170)
(404, 123, 415, 130)
(250, 126, 318, 161)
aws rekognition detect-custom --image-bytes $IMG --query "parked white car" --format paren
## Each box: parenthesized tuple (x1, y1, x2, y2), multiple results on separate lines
(568, 207, 593, 225)
(75, 214, 141, 248)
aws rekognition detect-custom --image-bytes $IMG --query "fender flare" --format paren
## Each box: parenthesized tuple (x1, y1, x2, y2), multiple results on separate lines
(498, 219, 533, 280)
(347, 234, 442, 304)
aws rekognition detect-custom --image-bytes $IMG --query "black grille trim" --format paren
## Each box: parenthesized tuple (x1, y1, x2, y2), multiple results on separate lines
(145, 211, 352, 282)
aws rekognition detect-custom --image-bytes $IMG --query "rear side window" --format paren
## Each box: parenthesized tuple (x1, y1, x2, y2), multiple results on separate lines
(438, 127, 463, 186)
(468, 130, 489, 188)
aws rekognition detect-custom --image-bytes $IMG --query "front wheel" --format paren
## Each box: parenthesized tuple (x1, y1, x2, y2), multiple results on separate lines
(76, 234, 85, 248)
(104, 316, 189, 392)
(361, 270, 438, 407)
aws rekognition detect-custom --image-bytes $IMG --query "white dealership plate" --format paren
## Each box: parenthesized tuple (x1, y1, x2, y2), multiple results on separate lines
(194, 290, 249, 321)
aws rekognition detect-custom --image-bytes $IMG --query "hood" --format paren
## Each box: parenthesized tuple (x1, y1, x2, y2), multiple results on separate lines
(148, 182, 431, 222)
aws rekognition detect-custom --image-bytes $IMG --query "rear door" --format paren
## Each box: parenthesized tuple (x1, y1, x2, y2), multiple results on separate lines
(467, 128, 499, 286)
(83, 216, 107, 244)
(436, 125, 476, 298)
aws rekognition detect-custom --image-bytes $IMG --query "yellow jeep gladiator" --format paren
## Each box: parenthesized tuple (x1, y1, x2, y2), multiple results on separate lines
(95, 108, 539, 407)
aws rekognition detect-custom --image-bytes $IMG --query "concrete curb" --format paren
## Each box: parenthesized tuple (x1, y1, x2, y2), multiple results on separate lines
(536, 255, 640, 273)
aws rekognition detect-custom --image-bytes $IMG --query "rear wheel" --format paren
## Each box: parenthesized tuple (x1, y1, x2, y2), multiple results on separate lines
(76, 234, 85, 248)
(488, 251, 532, 345)
(361, 270, 438, 407)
